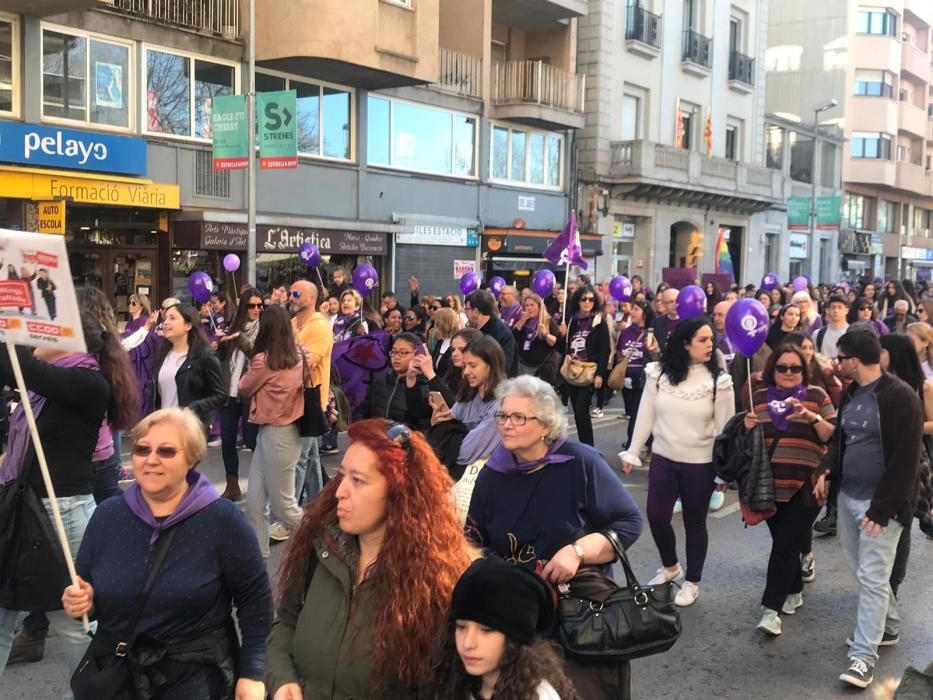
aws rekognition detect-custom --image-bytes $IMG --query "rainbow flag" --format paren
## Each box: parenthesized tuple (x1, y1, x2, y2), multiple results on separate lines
(715, 227, 735, 284)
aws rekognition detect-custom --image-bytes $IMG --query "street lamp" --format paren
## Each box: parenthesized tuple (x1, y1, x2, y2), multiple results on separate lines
(810, 99, 838, 281)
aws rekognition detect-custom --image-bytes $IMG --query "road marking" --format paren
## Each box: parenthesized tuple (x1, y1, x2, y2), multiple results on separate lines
(710, 502, 741, 519)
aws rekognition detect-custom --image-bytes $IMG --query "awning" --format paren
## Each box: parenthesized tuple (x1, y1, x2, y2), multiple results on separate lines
(483, 228, 603, 257)
(0, 165, 180, 209)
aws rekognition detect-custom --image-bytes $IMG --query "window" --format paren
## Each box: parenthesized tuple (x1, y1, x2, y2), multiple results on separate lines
(489, 123, 563, 188)
(851, 132, 892, 159)
(257, 70, 353, 160)
(621, 94, 640, 141)
(145, 47, 237, 139)
(854, 69, 894, 97)
(680, 106, 696, 150)
(683, 0, 696, 31)
(725, 125, 738, 161)
(367, 96, 476, 177)
(42, 27, 131, 128)
(0, 17, 17, 115)
(856, 7, 897, 36)
(766, 125, 784, 170)
(844, 193, 866, 229)
(877, 200, 893, 232)
(790, 133, 813, 183)
(729, 17, 741, 53)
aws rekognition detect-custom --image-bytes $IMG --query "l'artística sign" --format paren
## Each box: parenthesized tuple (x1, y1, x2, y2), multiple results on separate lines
(258, 90, 298, 170)
(212, 95, 249, 170)
(0, 122, 147, 177)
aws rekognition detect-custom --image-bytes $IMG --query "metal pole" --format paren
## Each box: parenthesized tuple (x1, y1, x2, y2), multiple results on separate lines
(810, 109, 818, 282)
(246, 0, 257, 286)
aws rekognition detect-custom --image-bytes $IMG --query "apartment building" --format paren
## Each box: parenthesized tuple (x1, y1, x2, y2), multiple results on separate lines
(0, 0, 586, 316)
(578, 0, 790, 286)
(768, 0, 933, 282)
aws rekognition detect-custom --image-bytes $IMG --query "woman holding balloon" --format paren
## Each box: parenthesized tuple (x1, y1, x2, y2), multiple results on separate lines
(331, 288, 369, 342)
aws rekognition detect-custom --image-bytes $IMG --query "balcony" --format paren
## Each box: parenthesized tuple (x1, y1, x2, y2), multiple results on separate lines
(898, 101, 927, 139)
(900, 41, 930, 83)
(106, 0, 240, 38)
(896, 160, 933, 196)
(433, 48, 482, 99)
(0, 0, 109, 15)
(607, 140, 781, 213)
(682, 29, 712, 77)
(728, 50, 755, 93)
(491, 60, 585, 129)
(846, 158, 897, 189)
(492, 0, 586, 31)
(625, 5, 661, 59)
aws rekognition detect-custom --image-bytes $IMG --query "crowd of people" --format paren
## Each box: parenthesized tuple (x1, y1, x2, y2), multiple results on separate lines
(0, 264, 930, 698)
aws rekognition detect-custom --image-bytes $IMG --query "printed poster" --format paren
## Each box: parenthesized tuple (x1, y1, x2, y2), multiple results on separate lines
(0, 229, 86, 353)
(95, 62, 124, 109)
(454, 259, 476, 279)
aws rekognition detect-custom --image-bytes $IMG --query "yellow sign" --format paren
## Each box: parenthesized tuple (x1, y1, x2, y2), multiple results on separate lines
(0, 169, 180, 210)
(37, 200, 65, 234)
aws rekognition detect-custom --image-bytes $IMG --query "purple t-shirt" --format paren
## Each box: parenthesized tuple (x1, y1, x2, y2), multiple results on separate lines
(616, 324, 648, 377)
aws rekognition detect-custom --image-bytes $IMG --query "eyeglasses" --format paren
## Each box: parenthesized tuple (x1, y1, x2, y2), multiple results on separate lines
(775, 364, 804, 375)
(404, 315, 417, 321)
(389, 349, 413, 358)
(132, 445, 179, 459)
(128, 300, 139, 307)
(836, 354, 853, 361)
(580, 296, 596, 302)
(291, 290, 302, 298)
(247, 303, 263, 310)
(494, 411, 541, 427)
(385, 423, 411, 450)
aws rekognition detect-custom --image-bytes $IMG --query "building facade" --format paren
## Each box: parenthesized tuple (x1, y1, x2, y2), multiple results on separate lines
(0, 0, 586, 322)
(767, 0, 933, 282)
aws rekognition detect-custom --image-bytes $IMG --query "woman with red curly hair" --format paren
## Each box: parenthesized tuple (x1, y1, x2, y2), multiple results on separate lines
(266, 418, 474, 699)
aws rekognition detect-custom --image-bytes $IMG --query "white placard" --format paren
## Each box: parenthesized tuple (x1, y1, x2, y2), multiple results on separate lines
(454, 259, 476, 279)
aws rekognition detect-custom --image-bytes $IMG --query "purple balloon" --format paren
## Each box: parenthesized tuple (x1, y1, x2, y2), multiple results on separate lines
(187, 271, 213, 304)
(532, 269, 555, 298)
(488, 276, 506, 298)
(791, 276, 809, 292)
(676, 284, 706, 320)
(609, 275, 633, 302)
(299, 242, 321, 268)
(351, 263, 379, 297)
(725, 299, 770, 357)
(459, 271, 481, 296)
(223, 253, 240, 273)
(760, 273, 779, 292)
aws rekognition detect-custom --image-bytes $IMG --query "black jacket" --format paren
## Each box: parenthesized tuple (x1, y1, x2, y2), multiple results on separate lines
(356, 370, 431, 430)
(558, 316, 611, 377)
(480, 316, 518, 377)
(713, 412, 775, 514)
(821, 371, 923, 527)
(152, 345, 226, 428)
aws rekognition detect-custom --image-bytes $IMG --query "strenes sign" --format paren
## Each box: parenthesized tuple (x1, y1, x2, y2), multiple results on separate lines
(258, 90, 298, 170)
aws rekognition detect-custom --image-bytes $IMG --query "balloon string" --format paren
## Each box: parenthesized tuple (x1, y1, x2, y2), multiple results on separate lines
(747, 356, 754, 411)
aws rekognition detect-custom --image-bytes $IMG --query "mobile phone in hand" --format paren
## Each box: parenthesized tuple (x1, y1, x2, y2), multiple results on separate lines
(428, 391, 449, 412)
(415, 343, 428, 356)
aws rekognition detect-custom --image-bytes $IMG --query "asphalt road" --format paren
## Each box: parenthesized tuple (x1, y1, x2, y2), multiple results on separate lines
(4, 403, 932, 699)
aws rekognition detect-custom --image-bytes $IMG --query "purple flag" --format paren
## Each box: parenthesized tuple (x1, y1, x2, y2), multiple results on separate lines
(332, 330, 391, 416)
(543, 210, 588, 270)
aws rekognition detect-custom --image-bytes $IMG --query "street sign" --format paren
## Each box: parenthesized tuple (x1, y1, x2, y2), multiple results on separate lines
(258, 90, 298, 170)
(212, 94, 249, 170)
(37, 200, 65, 234)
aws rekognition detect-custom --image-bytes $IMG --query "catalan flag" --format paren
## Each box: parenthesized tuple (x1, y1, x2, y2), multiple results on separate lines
(715, 227, 735, 284)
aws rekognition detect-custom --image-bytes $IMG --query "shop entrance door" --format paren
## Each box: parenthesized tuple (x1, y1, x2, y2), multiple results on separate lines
(69, 248, 158, 324)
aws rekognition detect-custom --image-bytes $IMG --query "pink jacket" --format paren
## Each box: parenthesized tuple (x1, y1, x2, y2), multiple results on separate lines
(237, 352, 304, 426)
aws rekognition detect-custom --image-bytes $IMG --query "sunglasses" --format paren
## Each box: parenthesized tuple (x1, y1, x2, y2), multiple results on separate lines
(128, 300, 139, 307)
(247, 303, 263, 310)
(132, 445, 179, 459)
(385, 423, 411, 451)
(775, 364, 803, 374)
(836, 354, 853, 361)
(404, 315, 417, 321)
(581, 296, 596, 302)
(291, 290, 302, 298)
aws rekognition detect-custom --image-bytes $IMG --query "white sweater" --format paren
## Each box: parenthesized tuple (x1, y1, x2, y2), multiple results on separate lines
(620, 362, 735, 466)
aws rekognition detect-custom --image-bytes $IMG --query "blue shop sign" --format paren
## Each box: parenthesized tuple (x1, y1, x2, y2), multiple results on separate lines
(0, 122, 147, 176)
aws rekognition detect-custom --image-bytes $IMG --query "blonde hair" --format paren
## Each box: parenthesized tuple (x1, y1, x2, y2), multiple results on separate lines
(131, 408, 207, 466)
(433, 307, 460, 339)
(522, 292, 551, 329)
(130, 293, 152, 316)
(339, 288, 363, 310)
(908, 322, 933, 367)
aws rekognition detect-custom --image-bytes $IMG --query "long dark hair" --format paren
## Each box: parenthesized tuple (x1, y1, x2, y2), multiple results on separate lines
(630, 299, 654, 327)
(448, 328, 482, 397)
(217, 287, 262, 362)
(157, 304, 210, 367)
(660, 317, 719, 385)
(251, 305, 298, 371)
(705, 281, 722, 314)
(79, 309, 139, 431)
(880, 280, 909, 306)
(880, 334, 925, 392)
(461, 335, 507, 402)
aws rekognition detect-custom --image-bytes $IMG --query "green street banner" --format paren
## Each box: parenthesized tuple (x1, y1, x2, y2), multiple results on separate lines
(211, 95, 248, 170)
(787, 197, 809, 231)
(816, 195, 841, 230)
(258, 90, 298, 170)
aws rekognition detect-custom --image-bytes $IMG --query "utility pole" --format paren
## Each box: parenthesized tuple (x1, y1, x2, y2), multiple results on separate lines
(811, 100, 837, 281)
(246, 0, 257, 285)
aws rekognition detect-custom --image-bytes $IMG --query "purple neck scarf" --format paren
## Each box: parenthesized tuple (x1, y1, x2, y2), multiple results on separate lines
(124, 469, 219, 547)
(485, 438, 574, 474)
(766, 384, 808, 432)
(332, 313, 351, 341)
(522, 318, 539, 351)
(0, 353, 99, 486)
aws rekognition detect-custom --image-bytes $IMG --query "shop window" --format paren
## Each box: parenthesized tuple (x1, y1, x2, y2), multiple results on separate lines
(766, 125, 784, 170)
(367, 95, 476, 177)
(489, 122, 563, 188)
(0, 16, 18, 115)
(145, 46, 238, 140)
(42, 27, 131, 129)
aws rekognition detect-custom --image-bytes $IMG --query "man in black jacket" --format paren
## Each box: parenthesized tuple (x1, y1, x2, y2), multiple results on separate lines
(817, 328, 922, 690)
(464, 289, 518, 377)
(651, 287, 680, 350)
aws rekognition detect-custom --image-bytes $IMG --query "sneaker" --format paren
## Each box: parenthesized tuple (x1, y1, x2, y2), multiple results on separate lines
(756, 608, 782, 636)
(207, 437, 221, 448)
(6, 630, 46, 665)
(647, 564, 684, 586)
(782, 593, 804, 615)
(846, 632, 899, 647)
(709, 490, 725, 512)
(674, 581, 700, 607)
(590, 407, 604, 417)
(269, 523, 291, 542)
(319, 445, 340, 455)
(813, 512, 836, 536)
(673, 498, 683, 514)
(800, 554, 816, 583)
(839, 658, 874, 689)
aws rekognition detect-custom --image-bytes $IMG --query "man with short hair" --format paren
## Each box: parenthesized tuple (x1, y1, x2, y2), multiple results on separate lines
(882, 299, 917, 334)
(650, 287, 681, 350)
(498, 286, 522, 328)
(818, 329, 922, 689)
(816, 295, 850, 359)
(465, 289, 518, 376)
(712, 299, 736, 370)
(381, 291, 404, 315)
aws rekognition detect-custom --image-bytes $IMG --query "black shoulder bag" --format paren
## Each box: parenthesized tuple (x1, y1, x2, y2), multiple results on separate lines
(71, 526, 180, 700)
(296, 347, 328, 438)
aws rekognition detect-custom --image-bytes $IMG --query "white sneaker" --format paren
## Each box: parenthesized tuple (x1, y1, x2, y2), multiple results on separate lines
(674, 581, 700, 607)
(757, 608, 782, 636)
(647, 564, 684, 586)
(207, 437, 221, 448)
(673, 498, 683, 514)
(782, 593, 804, 615)
(709, 490, 725, 512)
(590, 407, 604, 417)
(269, 523, 291, 542)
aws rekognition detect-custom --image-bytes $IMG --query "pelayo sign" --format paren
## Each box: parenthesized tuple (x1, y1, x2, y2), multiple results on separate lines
(0, 122, 147, 176)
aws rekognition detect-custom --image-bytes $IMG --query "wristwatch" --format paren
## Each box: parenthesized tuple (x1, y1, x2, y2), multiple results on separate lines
(809, 413, 822, 425)
(572, 543, 585, 564)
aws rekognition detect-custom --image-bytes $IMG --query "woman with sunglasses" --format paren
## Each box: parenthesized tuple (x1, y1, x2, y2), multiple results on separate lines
(215, 287, 264, 501)
(742, 344, 836, 636)
(124, 292, 152, 335)
(853, 298, 889, 337)
(402, 307, 427, 338)
(331, 289, 369, 342)
(63, 408, 272, 700)
(267, 419, 473, 700)
(356, 332, 431, 430)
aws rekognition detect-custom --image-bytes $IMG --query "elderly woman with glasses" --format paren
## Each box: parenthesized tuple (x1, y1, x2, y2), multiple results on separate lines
(466, 375, 642, 700)
(740, 344, 836, 637)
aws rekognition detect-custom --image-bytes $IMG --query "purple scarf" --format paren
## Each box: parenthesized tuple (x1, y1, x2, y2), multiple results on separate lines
(332, 313, 351, 341)
(0, 353, 99, 486)
(122, 314, 148, 337)
(485, 438, 574, 475)
(766, 384, 808, 432)
(522, 318, 539, 351)
(124, 469, 219, 547)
